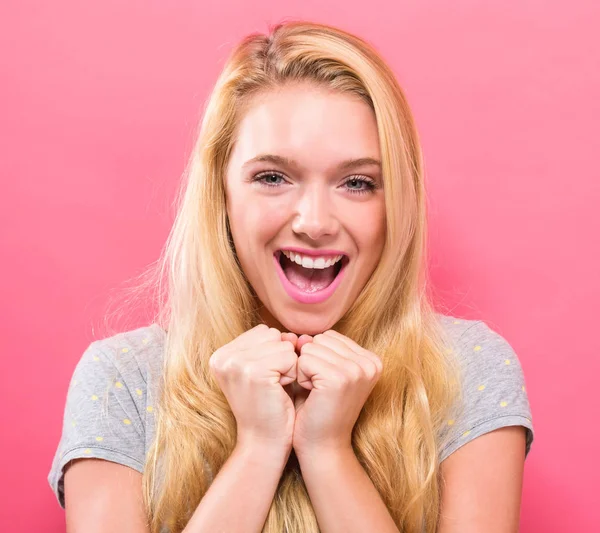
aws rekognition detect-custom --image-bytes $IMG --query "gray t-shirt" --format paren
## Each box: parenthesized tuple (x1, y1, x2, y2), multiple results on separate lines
(48, 315, 534, 508)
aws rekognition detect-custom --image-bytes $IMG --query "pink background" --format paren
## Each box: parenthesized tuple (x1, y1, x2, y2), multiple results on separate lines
(1, 1, 598, 531)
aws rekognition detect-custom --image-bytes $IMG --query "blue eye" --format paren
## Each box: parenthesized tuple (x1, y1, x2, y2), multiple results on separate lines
(253, 172, 286, 187)
(343, 177, 377, 195)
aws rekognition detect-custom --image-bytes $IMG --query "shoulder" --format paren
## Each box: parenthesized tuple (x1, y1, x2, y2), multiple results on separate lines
(434, 314, 535, 463)
(48, 323, 167, 508)
(83, 323, 166, 378)
(435, 313, 525, 376)
(435, 313, 482, 342)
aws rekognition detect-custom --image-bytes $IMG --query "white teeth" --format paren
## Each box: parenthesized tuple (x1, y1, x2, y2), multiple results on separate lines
(313, 257, 326, 269)
(281, 250, 344, 270)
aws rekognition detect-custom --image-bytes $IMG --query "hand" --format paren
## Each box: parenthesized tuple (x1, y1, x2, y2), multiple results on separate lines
(290, 330, 383, 454)
(281, 331, 312, 401)
(208, 324, 298, 452)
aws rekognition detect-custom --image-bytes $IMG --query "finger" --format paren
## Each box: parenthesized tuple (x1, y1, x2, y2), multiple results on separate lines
(323, 330, 383, 371)
(297, 334, 313, 353)
(299, 342, 362, 385)
(312, 333, 356, 359)
(261, 342, 298, 385)
(237, 339, 297, 385)
(300, 340, 341, 365)
(296, 346, 348, 390)
(235, 324, 280, 350)
(322, 329, 365, 353)
(241, 338, 294, 361)
(281, 331, 298, 350)
(313, 334, 378, 375)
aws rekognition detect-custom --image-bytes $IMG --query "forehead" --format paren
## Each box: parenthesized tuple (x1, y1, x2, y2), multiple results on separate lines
(229, 84, 381, 172)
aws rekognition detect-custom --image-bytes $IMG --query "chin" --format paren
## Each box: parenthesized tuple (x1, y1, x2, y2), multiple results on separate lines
(276, 309, 340, 336)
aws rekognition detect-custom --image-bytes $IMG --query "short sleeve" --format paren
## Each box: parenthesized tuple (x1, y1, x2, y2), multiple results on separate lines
(48, 338, 147, 508)
(438, 320, 535, 463)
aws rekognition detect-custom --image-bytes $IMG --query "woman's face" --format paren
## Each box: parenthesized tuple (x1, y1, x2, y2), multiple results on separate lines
(224, 83, 386, 335)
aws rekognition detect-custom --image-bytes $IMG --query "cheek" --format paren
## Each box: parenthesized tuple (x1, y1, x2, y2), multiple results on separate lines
(346, 202, 386, 250)
(228, 196, 290, 247)
(257, 205, 287, 231)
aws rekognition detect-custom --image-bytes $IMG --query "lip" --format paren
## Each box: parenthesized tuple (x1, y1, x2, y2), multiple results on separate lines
(273, 250, 348, 304)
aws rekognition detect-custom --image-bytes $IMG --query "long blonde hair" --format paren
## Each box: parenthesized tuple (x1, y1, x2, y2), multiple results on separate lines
(108, 20, 465, 533)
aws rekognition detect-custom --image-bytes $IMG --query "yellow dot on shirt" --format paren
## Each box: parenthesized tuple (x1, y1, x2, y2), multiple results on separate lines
(121, 347, 129, 353)
(462, 430, 471, 437)
(505, 359, 511, 365)
(142, 338, 149, 344)
(91, 395, 98, 401)
(453, 320, 461, 324)
(71, 421, 77, 427)
(92, 355, 100, 361)
(115, 382, 123, 388)
(123, 419, 132, 425)
(146, 406, 154, 413)
(500, 401, 508, 407)
(95, 436, 104, 442)
(84, 449, 91, 454)
(73, 380, 78, 386)
(473, 345, 482, 352)
(522, 385, 526, 392)
(135, 388, 143, 396)
(447, 419, 455, 426)
(478, 384, 486, 391)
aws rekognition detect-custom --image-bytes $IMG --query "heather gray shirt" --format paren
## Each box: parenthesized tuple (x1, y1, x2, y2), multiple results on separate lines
(48, 315, 534, 508)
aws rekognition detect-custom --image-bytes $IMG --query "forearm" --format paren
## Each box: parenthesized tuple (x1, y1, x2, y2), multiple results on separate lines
(184, 442, 290, 533)
(296, 446, 400, 533)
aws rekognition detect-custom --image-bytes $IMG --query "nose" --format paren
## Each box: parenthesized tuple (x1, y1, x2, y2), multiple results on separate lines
(291, 185, 340, 241)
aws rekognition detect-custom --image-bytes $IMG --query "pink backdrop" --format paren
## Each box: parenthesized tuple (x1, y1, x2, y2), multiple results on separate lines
(1, 1, 598, 531)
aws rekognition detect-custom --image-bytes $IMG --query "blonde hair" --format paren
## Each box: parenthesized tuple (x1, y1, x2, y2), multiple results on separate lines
(105, 19, 465, 533)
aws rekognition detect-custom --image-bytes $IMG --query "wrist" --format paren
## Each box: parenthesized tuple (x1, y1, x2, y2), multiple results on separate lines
(294, 441, 354, 463)
(235, 437, 292, 467)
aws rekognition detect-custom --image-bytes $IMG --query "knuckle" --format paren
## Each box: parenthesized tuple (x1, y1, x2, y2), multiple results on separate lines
(282, 340, 295, 351)
(365, 363, 378, 380)
(209, 350, 221, 370)
(332, 374, 348, 389)
(241, 362, 261, 381)
(349, 367, 363, 382)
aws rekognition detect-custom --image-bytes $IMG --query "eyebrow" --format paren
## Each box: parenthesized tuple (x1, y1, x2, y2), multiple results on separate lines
(241, 154, 382, 172)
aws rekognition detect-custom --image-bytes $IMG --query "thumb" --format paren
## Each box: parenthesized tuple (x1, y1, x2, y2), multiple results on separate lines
(297, 334, 313, 353)
(279, 332, 299, 386)
(281, 331, 299, 350)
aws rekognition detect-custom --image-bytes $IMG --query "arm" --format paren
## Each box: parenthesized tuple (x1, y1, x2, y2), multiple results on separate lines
(64, 459, 149, 533)
(295, 427, 527, 533)
(184, 442, 290, 533)
(437, 426, 526, 533)
(64, 442, 290, 533)
(296, 446, 400, 533)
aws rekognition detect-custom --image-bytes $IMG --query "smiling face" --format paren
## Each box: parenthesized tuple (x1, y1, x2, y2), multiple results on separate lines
(224, 82, 386, 335)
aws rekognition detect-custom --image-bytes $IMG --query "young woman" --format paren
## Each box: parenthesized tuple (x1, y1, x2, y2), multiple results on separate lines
(48, 20, 534, 533)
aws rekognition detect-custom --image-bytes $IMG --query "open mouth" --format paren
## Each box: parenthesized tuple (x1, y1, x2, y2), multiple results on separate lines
(273, 250, 349, 304)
